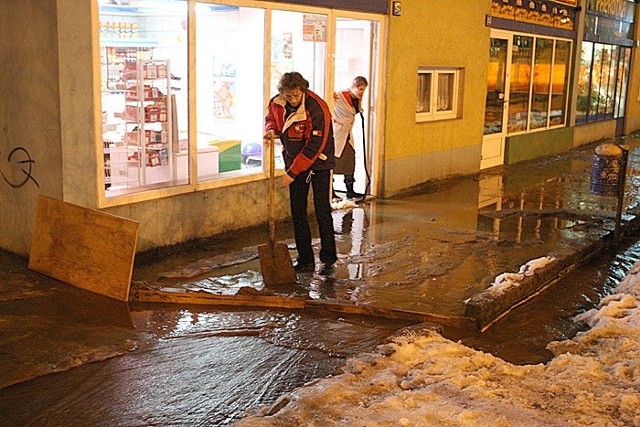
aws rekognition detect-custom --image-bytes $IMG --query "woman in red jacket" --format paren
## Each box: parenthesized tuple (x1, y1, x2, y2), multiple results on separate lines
(264, 72, 337, 274)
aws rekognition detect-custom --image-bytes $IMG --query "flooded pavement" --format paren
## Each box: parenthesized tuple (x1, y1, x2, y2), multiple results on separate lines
(133, 136, 640, 320)
(2, 136, 640, 425)
(449, 235, 640, 365)
(1, 301, 410, 426)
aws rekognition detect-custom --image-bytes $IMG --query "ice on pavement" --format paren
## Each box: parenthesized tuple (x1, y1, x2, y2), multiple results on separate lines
(236, 258, 640, 426)
(519, 256, 556, 276)
(489, 255, 556, 292)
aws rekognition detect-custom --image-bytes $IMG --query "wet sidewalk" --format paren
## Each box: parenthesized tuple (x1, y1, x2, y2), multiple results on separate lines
(131, 134, 640, 329)
(3, 134, 640, 425)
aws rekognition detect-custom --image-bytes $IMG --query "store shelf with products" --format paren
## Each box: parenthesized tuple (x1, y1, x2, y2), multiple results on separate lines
(102, 59, 174, 190)
(101, 46, 153, 92)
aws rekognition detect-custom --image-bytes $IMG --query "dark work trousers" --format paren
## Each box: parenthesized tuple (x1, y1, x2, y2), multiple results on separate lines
(289, 169, 337, 265)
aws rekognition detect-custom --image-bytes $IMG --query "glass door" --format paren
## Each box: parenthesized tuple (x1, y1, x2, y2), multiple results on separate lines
(334, 17, 379, 196)
(481, 31, 510, 170)
(270, 10, 327, 96)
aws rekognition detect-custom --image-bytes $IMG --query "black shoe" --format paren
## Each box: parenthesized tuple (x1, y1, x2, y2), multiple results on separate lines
(318, 261, 335, 275)
(293, 258, 315, 272)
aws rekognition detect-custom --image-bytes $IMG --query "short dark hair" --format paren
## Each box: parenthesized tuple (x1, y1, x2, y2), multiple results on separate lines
(277, 72, 309, 94)
(353, 76, 368, 87)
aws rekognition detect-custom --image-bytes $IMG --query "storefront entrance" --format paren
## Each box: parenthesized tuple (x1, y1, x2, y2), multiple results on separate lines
(482, 31, 510, 170)
(333, 17, 380, 197)
(97, 1, 384, 205)
(482, 27, 573, 169)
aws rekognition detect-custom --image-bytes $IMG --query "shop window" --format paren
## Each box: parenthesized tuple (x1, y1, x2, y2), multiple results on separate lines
(590, 44, 604, 120)
(484, 37, 509, 136)
(598, 44, 614, 118)
(576, 42, 593, 122)
(195, 4, 265, 180)
(615, 47, 631, 119)
(507, 35, 533, 133)
(416, 68, 460, 122)
(530, 38, 553, 130)
(577, 42, 630, 124)
(550, 41, 571, 127)
(99, 0, 188, 196)
(507, 35, 571, 133)
(605, 46, 618, 116)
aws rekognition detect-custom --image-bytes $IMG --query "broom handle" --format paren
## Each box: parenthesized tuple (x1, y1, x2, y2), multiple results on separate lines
(268, 133, 276, 247)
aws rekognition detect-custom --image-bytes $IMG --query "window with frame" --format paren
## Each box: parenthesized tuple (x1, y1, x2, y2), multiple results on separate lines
(576, 41, 631, 124)
(416, 68, 460, 122)
(195, 4, 266, 181)
(507, 35, 571, 134)
(99, 0, 188, 197)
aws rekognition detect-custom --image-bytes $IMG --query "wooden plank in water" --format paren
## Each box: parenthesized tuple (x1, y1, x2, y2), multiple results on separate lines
(135, 287, 307, 309)
(306, 300, 478, 330)
(28, 195, 139, 302)
(133, 286, 477, 329)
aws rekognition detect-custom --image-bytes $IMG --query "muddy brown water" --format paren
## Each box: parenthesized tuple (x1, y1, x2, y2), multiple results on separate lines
(3, 139, 640, 425)
(1, 235, 638, 426)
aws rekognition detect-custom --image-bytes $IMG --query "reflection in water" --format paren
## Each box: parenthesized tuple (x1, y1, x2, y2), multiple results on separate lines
(131, 305, 410, 359)
(333, 207, 368, 279)
(132, 139, 640, 360)
(141, 145, 634, 321)
(8, 142, 640, 426)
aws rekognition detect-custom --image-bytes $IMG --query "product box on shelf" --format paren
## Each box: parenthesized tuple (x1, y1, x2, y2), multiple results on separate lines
(124, 105, 140, 122)
(146, 148, 169, 167)
(144, 104, 167, 122)
(121, 61, 168, 80)
(125, 130, 167, 146)
(125, 84, 159, 101)
(150, 129, 167, 144)
(145, 62, 168, 79)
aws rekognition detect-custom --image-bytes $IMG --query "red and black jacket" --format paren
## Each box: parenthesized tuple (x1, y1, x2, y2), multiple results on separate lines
(265, 90, 335, 178)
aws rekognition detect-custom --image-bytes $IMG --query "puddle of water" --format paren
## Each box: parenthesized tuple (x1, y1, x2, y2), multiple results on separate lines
(135, 145, 635, 318)
(7, 141, 640, 424)
(131, 304, 412, 358)
(129, 138, 640, 367)
(446, 236, 640, 365)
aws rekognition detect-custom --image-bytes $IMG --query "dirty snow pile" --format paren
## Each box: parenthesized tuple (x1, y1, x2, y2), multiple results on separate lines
(236, 260, 640, 426)
(489, 256, 556, 291)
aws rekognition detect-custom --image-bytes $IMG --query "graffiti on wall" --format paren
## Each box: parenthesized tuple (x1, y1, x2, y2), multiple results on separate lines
(0, 147, 40, 188)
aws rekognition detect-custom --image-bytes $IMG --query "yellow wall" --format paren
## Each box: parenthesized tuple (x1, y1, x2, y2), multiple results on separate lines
(383, 0, 491, 195)
(574, 120, 617, 147)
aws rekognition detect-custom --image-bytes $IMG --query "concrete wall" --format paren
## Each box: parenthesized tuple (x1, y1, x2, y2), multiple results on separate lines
(382, 0, 490, 197)
(573, 121, 617, 148)
(58, 0, 101, 208)
(105, 179, 288, 251)
(505, 127, 574, 164)
(0, 1, 62, 256)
